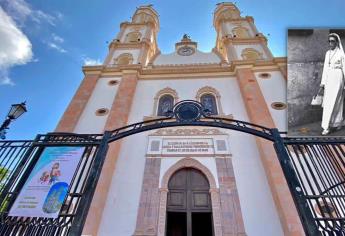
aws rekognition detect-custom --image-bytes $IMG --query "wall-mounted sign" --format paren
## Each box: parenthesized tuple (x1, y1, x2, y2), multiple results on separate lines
(162, 138, 214, 155)
(9, 146, 85, 218)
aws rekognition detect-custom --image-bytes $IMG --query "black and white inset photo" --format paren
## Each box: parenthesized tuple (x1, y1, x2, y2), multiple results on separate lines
(288, 29, 345, 136)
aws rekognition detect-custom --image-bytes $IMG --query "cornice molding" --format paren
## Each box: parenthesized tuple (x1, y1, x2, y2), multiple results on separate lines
(82, 57, 287, 77)
(119, 21, 155, 29)
(222, 35, 268, 45)
(109, 40, 152, 50)
(214, 17, 254, 31)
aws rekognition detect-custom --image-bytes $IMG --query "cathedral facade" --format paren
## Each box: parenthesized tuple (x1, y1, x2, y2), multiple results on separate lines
(56, 3, 302, 236)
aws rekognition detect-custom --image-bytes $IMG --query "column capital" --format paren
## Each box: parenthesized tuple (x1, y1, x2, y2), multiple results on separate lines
(159, 188, 169, 193)
(209, 188, 219, 194)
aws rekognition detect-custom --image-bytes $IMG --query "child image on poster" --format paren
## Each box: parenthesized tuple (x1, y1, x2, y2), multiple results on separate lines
(49, 163, 61, 185)
(39, 171, 50, 184)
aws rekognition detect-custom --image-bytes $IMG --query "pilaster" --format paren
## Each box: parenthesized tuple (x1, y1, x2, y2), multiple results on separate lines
(133, 158, 162, 236)
(216, 158, 246, 235)
(236, 68, 304, 236)
(82, 70, 139, 236)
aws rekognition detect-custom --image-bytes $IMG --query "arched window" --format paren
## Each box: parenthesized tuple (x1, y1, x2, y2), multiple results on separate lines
(157, 95, 174, 116)
(115, 53, 133, 65)
(196, 87, 223, 116)
(200, 94, 218, 115)
(232, 27, 250, 38)
(126, 32, 141, 43)
(151, 87, 178, 117)
(241, 48, 262, 60)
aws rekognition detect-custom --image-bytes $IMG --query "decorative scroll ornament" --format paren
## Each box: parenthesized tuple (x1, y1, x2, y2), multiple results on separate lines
(150, 128, 226, 136)
(172, 100, 209, 122)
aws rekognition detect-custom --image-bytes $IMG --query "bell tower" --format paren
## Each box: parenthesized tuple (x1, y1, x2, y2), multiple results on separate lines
(213, 2, 273, 62)
(104, 5, 160, 67)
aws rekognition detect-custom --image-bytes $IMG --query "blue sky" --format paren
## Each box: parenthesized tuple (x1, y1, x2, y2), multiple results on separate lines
(0, 0, 344, 140)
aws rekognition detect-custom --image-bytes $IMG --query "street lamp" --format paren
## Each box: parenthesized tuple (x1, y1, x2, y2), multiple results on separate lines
(0, 102, 27, 140)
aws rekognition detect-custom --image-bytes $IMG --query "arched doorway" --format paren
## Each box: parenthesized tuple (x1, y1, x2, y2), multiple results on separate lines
(166, 168, 213, 236)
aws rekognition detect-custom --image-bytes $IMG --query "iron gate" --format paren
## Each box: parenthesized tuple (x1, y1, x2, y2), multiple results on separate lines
(0, 100, 343, 235)
(283, 138, 345, 236)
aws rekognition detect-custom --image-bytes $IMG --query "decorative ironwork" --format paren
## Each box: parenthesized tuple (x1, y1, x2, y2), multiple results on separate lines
(0, 100, 344, 236)
(173, 100, 203, 122)
(107, 100, 273, 142)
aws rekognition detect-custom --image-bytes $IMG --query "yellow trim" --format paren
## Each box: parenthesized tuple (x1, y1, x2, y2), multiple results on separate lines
(82, 58, 287, 79)
(222, 36, 268, 44)
(109, 41, 151, 50)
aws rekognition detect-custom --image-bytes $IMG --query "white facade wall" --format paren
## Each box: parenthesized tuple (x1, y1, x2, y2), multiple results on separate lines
(255, 71, 287, 131)
(98, 76, 284, 236)
(229, 131, 284, 236)
(234, 44, 268, 59)
(73, 77, 121, 134)
(98, 132, 148, 236)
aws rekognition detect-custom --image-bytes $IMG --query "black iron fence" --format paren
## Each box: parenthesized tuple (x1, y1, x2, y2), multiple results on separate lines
(0, 133, 107, 236)
(283, 138, 345, 236)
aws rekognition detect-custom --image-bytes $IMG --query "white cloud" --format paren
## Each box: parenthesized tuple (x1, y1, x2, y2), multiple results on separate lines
(0, 7, 32, 85)
(33, 9, 57, 26)
(0, 0, 31, 25)
(0, 0, 62, 26)
(0, 74, 15, 86)
(45, 33, 66, 53)
(47, 42, 67, 53)
(52, 33, 64, 43)
(83, 57, 102, 66)
(0, 1, 63, 85)
(56, 11, 63, 20)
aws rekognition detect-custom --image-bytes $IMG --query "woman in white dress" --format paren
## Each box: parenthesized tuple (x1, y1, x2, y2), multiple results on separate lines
(320, 33, 345, 135)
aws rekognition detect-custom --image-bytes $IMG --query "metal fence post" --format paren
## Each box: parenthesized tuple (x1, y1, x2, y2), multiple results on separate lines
(69, 131, 111, 236)
(271, 128, 321, 236)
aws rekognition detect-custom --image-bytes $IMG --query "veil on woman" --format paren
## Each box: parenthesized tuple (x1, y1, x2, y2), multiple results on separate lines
(329, 33, 345, 55)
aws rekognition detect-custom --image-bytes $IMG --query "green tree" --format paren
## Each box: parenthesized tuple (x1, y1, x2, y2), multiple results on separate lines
(0, 166, 8, 181)
(0, 166, 9, 212)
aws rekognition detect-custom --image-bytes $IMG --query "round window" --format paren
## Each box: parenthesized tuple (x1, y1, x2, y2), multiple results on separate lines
(258, 73, 271, 79)
(95, 108, 109, 116)
(271, 102, 287, 110)
(108, 80, 119, 86)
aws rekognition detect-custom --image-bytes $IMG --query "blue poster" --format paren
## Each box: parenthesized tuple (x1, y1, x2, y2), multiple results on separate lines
(9, 146, 85, 218)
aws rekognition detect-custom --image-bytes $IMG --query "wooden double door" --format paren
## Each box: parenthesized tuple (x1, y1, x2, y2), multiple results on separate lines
(166, 168, 213, 236)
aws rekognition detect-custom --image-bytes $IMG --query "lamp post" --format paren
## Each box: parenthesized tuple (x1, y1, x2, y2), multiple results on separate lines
(0, 102, 27, 140)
